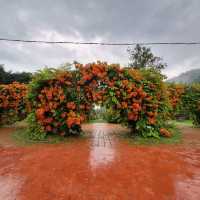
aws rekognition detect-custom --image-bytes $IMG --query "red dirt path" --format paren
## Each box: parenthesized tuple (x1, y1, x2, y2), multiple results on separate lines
(0, 123, 200, 200)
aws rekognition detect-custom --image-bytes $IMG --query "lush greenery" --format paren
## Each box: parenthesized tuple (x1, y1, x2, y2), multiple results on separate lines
(12, 124, 85, 146)
(167, 83, 200, 126)
(127, 44, 167, 71)
(169, 120, 193, 127)
(120, 123, 181, 145)
(103, 107, 121, 123)
(0, 65, 32, 84)
(181, 84, 200, 126)
(1, 61, 199, 141)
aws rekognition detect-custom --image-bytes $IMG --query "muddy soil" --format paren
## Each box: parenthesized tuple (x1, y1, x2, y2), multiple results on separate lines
(0, 123, 200, 200)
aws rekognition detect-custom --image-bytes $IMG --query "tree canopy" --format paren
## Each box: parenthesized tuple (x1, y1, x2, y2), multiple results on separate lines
(128, 44, 167, 71)
(0, 65, 32, 84)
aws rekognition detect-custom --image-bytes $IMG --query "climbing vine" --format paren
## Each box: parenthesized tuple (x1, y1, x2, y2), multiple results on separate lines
(27, 62, 171, 138)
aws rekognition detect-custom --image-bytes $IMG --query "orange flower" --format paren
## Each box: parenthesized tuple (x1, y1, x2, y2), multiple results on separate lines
(147, 112, 154, 117)
(148, 117, 156, 125)
(60, 95, 65, 101)
(66, 117, 74, 128)
(36, 108, 45, 120)
(83, 74, 92, 81)
(66, 116, 81, 128)
(122, 80, 129, 87)
(92, 66, 102, 76)
(121, 102, 128, 109)
(160, 128, 171, 137)
(67, 102, 76, 110)
(132, 103, 141, 111)
(128, 112, 138, 121)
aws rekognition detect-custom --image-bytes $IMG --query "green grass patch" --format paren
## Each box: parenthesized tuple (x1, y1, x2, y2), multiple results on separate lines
(12, 127, 87, 146)
(169, 120, 193, 127)
(118, 126, 182, 146)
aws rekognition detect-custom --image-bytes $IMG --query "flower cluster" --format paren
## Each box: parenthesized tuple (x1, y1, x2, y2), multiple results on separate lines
(167, 83, 200, 126)
(167, 84, 185, 110)
(28, 70, 88, 136)
(159, 128, 171, 137)
(28, 62, 171, 138)
(0, 82, 28, 124)
(76, 62, 169, 137)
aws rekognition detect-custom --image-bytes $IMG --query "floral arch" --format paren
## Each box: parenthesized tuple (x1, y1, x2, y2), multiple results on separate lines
(26, 61, 170, 139)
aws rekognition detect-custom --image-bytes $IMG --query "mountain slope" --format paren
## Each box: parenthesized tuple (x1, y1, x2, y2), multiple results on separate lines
(168, 68, 200, 83)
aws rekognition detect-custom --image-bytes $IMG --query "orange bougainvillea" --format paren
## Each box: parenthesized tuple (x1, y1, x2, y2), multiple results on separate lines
(28, 62, 170, 137)
(167, 84, 185, 110)
(67, 102, 76, 110)
(160, 128, 172, 137)
(0, 82, 28, 124)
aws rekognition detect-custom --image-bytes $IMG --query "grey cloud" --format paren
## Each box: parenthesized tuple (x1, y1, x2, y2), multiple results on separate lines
(0, 0, 200, 77)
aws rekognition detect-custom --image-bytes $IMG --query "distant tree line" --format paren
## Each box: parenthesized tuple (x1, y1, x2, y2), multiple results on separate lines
(0, 65, 32, 84)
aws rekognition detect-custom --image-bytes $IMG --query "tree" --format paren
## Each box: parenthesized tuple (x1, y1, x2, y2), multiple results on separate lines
(0, 64, 32, 84)
(127, 44, 167, 71)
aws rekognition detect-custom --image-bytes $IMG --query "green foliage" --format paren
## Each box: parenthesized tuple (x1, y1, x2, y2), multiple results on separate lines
(27, 67, 56, 101)
(181, 84, 200, 126)
(0, 65, 32, 84)
(135, 121, 160, 138)
(127, 44, 167, 71)
(169, 120, 193, 127)
(103, 107, 121, 123)
(168, 83, 200, 126)
(122, 123, 181, 145)
(26, 113, 46, 140)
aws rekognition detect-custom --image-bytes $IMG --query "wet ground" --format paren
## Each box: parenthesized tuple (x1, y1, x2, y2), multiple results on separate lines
(0, 123, 200, 200)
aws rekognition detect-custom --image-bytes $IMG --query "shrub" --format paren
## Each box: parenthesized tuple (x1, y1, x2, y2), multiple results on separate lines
(27, 62, 171, 138)
(26, 113, 46, 140)
(28, 67, 87, 137)
(167, 83, 185, 110)
(0, 82, 28, 125)
(181, 84, 200, 126)
(103, 108, 121, 123)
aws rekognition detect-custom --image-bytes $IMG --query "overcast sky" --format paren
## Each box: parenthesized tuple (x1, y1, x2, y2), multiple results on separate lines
(0, 0, 200, 78)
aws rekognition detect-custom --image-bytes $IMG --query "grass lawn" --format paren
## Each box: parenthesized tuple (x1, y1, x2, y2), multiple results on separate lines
(12, 127, 86, 146)
(10, 120, 190, 146)
(89, 119, 107, 123)
(169, 120, 193, 127)
(118, 125, 182, 146)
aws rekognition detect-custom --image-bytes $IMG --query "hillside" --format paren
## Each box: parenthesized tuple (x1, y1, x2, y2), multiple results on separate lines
(168, 68, 200, 83)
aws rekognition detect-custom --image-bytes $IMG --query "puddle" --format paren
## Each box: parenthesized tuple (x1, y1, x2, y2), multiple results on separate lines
(0, 175, 23, 200)
(89, 124, 115, 169)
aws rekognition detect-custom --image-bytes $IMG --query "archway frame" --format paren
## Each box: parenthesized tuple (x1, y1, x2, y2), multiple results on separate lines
(28, 62, 169, 138)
